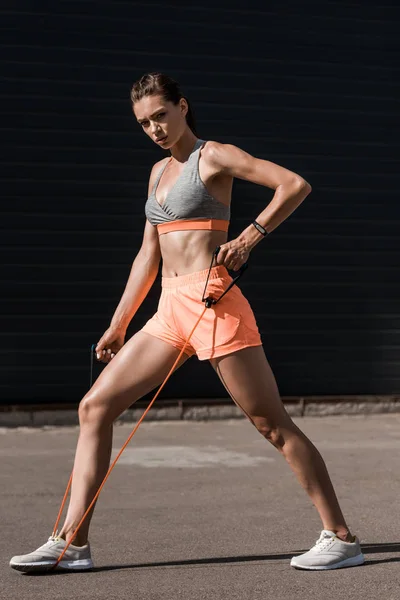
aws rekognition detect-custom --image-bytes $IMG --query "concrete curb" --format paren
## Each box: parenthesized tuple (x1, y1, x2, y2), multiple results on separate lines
(1, 396, 400, 427)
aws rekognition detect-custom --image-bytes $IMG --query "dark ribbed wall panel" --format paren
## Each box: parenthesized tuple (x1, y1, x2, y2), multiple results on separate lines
(1, 0, 399, 403)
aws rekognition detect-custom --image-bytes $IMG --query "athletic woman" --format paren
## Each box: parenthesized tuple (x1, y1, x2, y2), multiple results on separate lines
(10, 73, 364, 572)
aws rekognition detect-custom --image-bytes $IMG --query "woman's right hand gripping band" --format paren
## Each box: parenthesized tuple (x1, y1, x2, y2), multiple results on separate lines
(214, 237, 250, 272)
(95, 326, 126, 363)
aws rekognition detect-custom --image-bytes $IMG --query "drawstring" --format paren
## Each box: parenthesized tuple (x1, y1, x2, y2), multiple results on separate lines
(52, 247, 248, 567)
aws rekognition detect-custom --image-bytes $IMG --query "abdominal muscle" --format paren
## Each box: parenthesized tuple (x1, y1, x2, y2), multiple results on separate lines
(159, 229, 228, 277)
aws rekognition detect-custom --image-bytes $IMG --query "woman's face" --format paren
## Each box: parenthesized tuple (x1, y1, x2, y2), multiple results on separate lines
(133, 94, 188, 149)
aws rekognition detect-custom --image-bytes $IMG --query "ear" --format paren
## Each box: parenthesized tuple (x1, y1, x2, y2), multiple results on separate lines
(179, 97, 188, 118)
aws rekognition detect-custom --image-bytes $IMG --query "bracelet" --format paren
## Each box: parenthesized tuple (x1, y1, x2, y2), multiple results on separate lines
(252, 220, 268, 237)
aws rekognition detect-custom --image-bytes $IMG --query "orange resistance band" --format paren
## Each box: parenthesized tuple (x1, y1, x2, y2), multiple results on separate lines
(52, 304, 208, 568)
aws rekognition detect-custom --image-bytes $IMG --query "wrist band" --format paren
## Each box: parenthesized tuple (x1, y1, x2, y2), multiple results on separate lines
(252, 220, 268, 237)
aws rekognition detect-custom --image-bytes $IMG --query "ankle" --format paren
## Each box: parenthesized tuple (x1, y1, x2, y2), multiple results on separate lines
(334, 529, 355, 543)
(59, 527, 88, 547)
(69, 536, 88, 547)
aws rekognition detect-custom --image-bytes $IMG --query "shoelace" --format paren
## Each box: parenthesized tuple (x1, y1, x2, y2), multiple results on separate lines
(46, 536, 61, 545)
(315, 534, 335, 551)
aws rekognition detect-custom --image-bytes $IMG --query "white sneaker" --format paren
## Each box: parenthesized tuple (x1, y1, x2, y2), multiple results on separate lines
(10, 535, 94, 572)
(290, 530, 365, 570)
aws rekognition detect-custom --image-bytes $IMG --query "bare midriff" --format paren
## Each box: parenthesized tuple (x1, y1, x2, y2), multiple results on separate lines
(159, 228, 228, 278)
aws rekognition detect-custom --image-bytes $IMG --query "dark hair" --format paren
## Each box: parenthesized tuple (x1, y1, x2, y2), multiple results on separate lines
(131, 72, 197, 135)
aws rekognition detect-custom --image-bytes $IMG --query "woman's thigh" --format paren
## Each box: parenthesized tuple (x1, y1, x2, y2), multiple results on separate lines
(82, 331, 189, 423)
(210, 346, 291, 429)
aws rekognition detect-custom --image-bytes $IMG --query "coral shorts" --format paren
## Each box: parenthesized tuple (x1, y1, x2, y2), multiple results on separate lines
(141, 265, 262, 361)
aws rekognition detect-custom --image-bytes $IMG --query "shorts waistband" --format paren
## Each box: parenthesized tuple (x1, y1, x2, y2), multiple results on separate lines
(161, 265, 230, 289)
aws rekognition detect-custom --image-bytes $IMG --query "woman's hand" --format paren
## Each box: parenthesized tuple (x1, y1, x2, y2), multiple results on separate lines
(215, 238, 250, 271)
(95, 327, 126, 364)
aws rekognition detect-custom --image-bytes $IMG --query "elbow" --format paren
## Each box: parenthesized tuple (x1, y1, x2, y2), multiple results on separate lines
(304, 179, 312, 196)
(294, 176, 312, 200)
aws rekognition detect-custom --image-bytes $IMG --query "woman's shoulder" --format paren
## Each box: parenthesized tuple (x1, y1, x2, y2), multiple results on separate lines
(201, 139, 223, 155)
(147, 157, 169, 195)
(201, 140, 240, 159)
(150, 156, 170, 175)
(201, 140, 242, 170)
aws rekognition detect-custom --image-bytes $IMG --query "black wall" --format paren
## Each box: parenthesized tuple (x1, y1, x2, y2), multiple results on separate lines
(1, 0, 399, 404)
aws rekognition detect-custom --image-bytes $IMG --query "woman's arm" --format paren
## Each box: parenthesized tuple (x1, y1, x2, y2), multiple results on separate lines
(109, 219, 161, 332)
(95, 220, 160, 362)
(96, 161, 165, 362)
(95, 219, 161, 362)
(204, 142, 312, 270)
(104, 158, 165, 331)
(108, 158, 167, 331)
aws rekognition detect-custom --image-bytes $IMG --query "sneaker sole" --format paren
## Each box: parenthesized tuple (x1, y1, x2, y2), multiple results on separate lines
(10, 558, 94, 573)
(290, 552, 365, 571)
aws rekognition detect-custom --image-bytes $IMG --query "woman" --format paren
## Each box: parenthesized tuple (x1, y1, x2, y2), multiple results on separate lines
(10, 73, 364, 572)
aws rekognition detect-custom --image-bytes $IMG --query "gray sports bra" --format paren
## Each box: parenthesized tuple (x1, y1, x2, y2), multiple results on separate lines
(145, 139, 230, 234)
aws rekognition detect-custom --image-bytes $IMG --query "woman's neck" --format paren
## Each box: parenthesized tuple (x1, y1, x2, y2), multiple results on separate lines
(169, 130, 199, 163)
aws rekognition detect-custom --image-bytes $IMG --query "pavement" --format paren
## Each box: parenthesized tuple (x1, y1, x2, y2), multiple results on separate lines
(1, 414, 400, 600)
(2, 395, 400, 427)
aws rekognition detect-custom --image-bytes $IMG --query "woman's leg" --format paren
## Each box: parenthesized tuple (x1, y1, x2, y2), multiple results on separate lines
(210, 345, 351, 539)
(58, 331, 189, 546)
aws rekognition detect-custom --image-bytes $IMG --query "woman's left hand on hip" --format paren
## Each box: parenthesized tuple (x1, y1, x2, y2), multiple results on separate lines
(216, 239, 250, 271)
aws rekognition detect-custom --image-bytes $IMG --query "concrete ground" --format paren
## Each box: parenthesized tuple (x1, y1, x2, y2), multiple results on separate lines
(1, 414, 400, 600)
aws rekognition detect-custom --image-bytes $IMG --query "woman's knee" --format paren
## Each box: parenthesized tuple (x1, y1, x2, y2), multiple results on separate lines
(252, 415, 295, 450)
(78, 391, 110, 428)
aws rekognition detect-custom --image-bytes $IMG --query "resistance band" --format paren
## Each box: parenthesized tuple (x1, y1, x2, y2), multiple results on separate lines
(52, 248, 247, 568)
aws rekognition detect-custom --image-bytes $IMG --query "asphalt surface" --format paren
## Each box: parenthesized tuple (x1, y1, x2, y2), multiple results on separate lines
(2, 415, 400, 600)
